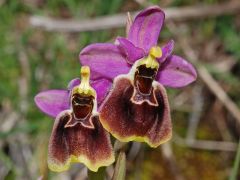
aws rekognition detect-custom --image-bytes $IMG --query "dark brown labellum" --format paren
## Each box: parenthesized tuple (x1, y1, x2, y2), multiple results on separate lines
(71, 94, 94, 120)
(134, 65, 157, 95)
(48, 111, 114, 171)
(99, 76, 172, 147)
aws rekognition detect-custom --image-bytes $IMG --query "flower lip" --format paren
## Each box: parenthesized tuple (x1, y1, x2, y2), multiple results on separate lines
(48, 110, 115, 172)
(70, 66, 97, 122)
(133, 47, 160, 95)
(99, 76, 172, 148)
(134, 65, 157, 95)
(71, 94, 94, 120)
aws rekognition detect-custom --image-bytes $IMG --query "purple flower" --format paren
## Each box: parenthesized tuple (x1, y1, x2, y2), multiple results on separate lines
(35, 77, 111, 118)
(79, 6, 197, 147)
(34, 66, 114, 172)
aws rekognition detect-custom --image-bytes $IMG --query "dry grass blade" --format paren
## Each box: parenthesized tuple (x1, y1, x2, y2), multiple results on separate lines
(161, 143, 185, 180)
(198, 67, 240, 124)
(167, 23, 240, 125)
(186, 85, 203, 143)
(174, 134, 238, 151)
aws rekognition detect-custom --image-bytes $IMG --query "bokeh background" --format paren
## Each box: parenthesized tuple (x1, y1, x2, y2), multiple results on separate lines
(0, 0, 240, 179)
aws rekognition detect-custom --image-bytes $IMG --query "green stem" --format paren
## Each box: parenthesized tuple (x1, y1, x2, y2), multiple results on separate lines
(229, 139, 240, 180)
(112, 151, 126, 180)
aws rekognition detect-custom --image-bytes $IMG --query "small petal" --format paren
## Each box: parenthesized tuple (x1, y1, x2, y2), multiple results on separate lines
(128, 6, 165, 52)
(116, 37, 145, 64)
(48, 110, 115, 172)
(91, 79, 112, 105)
(68, 78, 80, 90)
(157, 40, 174, 63)
(34, 90, 69, 118)
(157, 55, 197, 88)
(99, 76, 172, 148)
(80, 43, 131, 81)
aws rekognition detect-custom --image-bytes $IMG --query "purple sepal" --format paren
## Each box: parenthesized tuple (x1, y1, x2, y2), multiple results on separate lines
(157, 55, 197, 88)
(128, 6, 165, 53)
(34, 90, 69, 118)
(67, 78, 80, 90)
(157, 40, 174, 63)
(91, 78, 112, 105)
(116, 37, 145, 64)
(80, 43, 131, 80)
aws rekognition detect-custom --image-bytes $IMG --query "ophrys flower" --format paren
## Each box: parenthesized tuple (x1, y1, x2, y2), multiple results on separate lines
(79, 6, 197, 147)
(35, 66, 114, 172)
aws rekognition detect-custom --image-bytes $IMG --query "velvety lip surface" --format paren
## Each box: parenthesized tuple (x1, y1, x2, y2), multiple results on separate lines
(99, 76, 172, 148)
(48, 111, 115, 172)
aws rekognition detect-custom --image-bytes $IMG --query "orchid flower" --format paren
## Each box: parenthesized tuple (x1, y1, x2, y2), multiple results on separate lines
(34, 66, 114, 172)
(79, 6, 197, 148)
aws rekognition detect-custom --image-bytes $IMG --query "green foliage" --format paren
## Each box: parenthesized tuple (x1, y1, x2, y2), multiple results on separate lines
(216, 16, 240, 60)
(229, 140, 240, 180)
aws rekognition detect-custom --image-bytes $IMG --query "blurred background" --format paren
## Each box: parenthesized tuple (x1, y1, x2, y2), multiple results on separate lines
(0, 0, 240, 179)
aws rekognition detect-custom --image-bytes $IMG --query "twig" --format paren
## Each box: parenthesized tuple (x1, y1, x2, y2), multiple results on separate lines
(0, 111, 19, 133)
(128, 142, 141, 161)
(18, 47, 30, 114)
(186, 85, 203, 143)
(161, 143, 185, 180)
(211, 58, 236, 73)
(198, 67, 240, 124)
(30, 1, 240, 32)
(213, 101, 233, 141)
(173, 133, 238, 151)
(167, 23, 240, 125)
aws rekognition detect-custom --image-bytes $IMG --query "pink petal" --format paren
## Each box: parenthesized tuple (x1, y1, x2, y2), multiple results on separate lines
(116, 37, 145, 64)
(91, 78, 112, 106)
(157, 40, 174, 63)
(80, 43, 131, 81)
(157, 55, 197, 88)
(34, 90, 69, 118)
(128, 6, 165, 52)
(67, 78, 80, 90)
